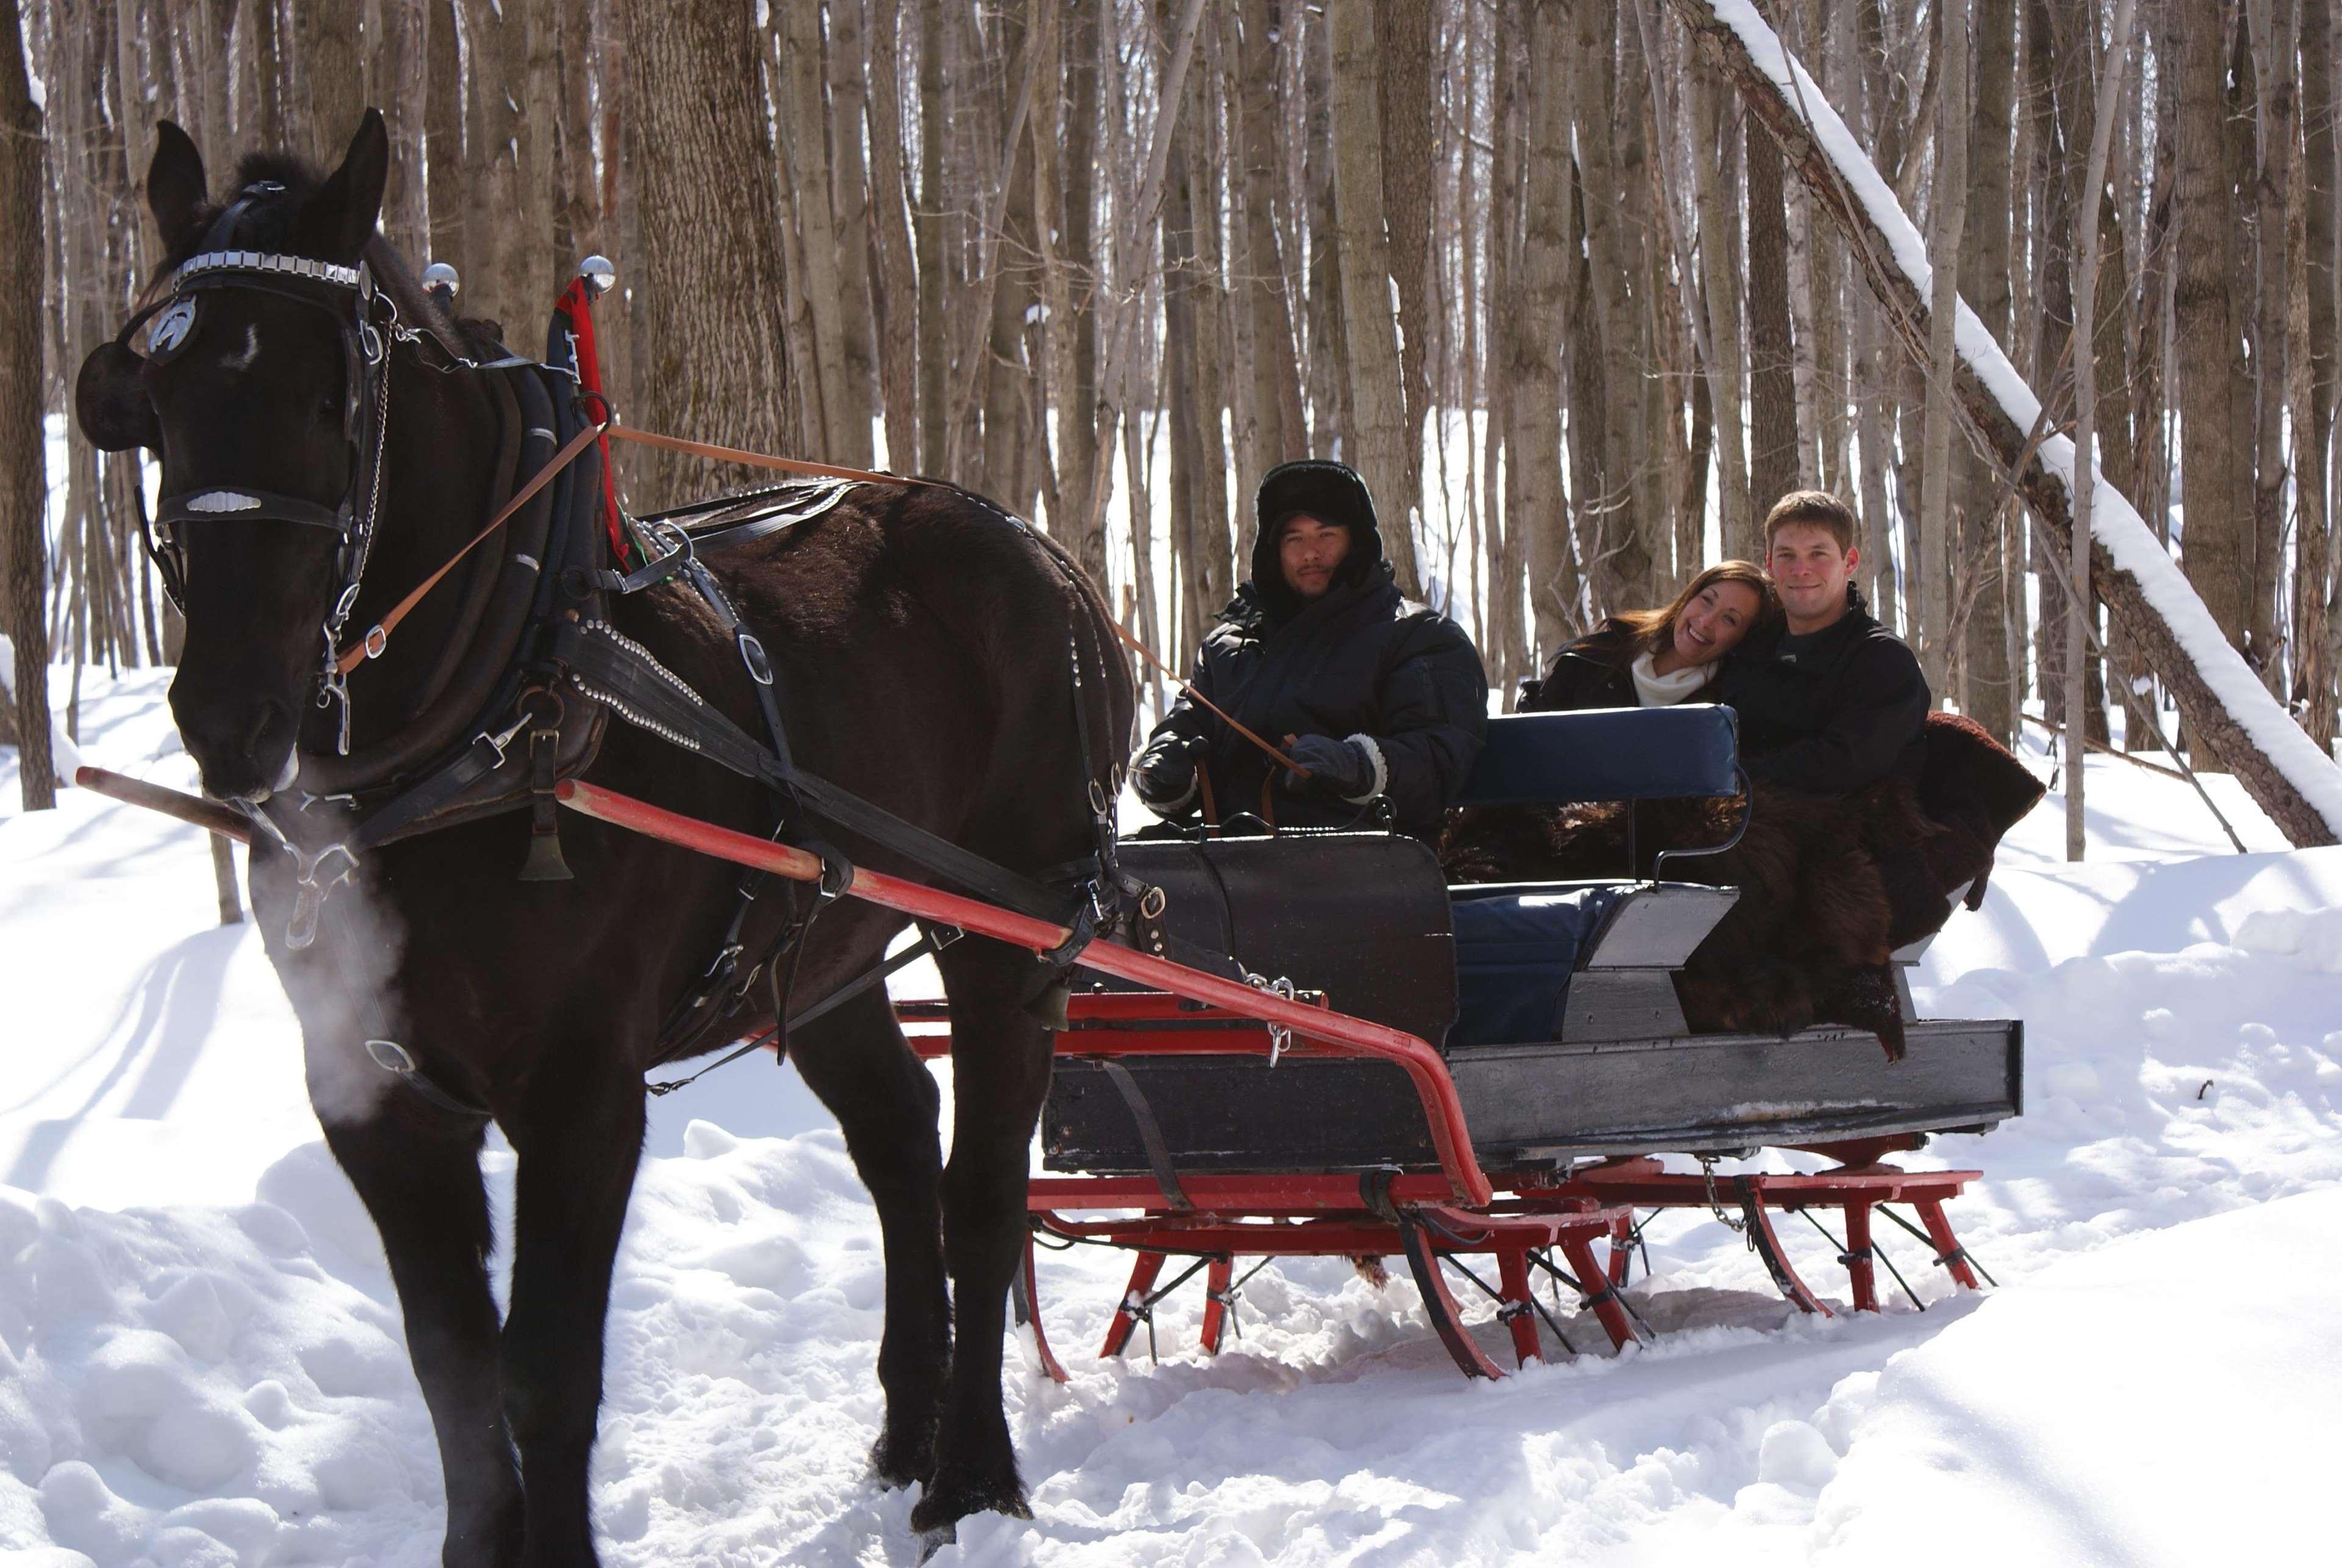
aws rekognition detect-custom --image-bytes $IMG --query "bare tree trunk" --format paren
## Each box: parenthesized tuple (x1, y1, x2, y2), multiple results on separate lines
(1238, 0, 1301, 478)
(774, 1, 857, 464)
(1485, 0, 1526, 696)
(827, 0, 879, 466)
(1745, 2, 1799, 512)
(1302, 9, 1346, 445)
(1, 0, 48, 809)
(2069, 0, 2141, 859)
(914, 0, 947, 473)
(866, 0, 918, 471)
(2303, 0, 2337, 744)
(1326, 0, 1421, 593)
(1375, 0, 1435, 524)
(1575, 0, 1655, 608)
(620, 0, 799, 500)
(1512, 0, 1575, 659)
(1916, 0, 1970, 697)
(235, 0, 287, 152)
(1058, 0, 1102, 567)
(1694, 64, 1753, 556)
(2175, 0, 2255, 658)
(290, 0, 365, 156)
(1963, 0, 2019, 738)
(425, 0, 467, 282)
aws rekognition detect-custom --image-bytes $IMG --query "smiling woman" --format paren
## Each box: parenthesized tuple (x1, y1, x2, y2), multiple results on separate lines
(1521, 561, 1779, 713)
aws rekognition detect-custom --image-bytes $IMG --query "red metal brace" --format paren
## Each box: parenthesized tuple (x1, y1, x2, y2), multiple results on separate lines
(1199, 1255, 1235, 1354)
(1496, 1246, 1543, 1367)
(1557, 1231, 1643, 1351)
(1915, 1198, 1983, 1290)
(1843, 1201, 1880, 1313)
(1099, 1251, 1168, 1359)
(1605, 1210, 1637, 1289)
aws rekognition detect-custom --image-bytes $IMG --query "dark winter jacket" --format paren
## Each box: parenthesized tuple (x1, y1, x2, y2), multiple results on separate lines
(1718, 587, 1930, 794)
(1139, 461, 1489, 839)
(1521, 620, 1725, 713)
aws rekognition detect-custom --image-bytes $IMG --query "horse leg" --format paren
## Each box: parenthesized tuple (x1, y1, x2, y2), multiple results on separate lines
(908, 938, 1058, 1539)
(786, 982, 950, 1487)
(315, 1077, 520, 1567)
(498, 1059, 645, 1568)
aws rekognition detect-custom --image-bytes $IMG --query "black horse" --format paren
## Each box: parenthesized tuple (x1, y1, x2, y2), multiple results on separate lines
(76, 113, 1131, 1564)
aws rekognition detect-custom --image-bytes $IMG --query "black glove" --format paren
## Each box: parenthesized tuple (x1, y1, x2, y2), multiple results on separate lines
(1132, 732, 1205, 810)
(1284, 733, 1381, 801)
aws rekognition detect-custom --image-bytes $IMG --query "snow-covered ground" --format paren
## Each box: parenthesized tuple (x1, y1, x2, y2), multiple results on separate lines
(4, 668, 2339, 1566)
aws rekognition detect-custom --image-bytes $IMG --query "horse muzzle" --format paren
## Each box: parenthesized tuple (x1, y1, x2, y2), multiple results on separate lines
(172, 685, 303, 803)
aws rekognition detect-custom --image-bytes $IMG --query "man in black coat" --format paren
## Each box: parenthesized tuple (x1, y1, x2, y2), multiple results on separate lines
(1722, 490, 1930, 794)
(1130, 460, 1488, 840)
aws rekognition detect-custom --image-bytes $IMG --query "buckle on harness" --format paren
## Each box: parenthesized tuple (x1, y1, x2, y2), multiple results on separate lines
(737, 630, 775, 686)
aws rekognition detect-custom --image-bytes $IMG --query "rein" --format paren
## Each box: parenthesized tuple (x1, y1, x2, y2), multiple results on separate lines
(336, 423, 952, 675)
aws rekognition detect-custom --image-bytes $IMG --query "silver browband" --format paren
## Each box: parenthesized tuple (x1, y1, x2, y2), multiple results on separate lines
(173, 250, 364, 292)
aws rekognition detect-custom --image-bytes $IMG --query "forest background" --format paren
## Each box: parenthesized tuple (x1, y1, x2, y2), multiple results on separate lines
(3, 0, 2338, 852)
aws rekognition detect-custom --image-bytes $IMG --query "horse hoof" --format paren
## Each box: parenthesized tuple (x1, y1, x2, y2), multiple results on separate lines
(908, 1473, 1032, 1540)
(869, 1431, 935, 1491)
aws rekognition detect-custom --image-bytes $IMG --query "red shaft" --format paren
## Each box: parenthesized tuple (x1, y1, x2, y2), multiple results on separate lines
(75, 766, 253, 844)
(555, 779, 1492, 1204)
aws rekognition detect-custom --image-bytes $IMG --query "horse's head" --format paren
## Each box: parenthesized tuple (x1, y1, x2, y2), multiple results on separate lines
(77, 113, 390, 802)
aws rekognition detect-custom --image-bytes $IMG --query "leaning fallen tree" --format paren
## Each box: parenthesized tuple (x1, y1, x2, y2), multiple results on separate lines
(1670, 0, 2342, 848)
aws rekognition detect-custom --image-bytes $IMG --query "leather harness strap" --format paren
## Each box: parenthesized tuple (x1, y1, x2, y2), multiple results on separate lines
(337, 419, 606, 674)
(602, 425, 952, 488)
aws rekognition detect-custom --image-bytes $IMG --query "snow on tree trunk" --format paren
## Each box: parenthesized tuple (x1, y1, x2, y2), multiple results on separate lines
(1670, 0, 2342, 847)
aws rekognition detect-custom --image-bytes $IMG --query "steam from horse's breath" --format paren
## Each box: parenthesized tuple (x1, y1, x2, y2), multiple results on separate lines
(275, 870, 409, 1129)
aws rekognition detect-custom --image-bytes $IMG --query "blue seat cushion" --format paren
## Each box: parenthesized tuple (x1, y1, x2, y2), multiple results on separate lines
(1456, 705, 1741, 807)
(1449, 883, 1630, 1047)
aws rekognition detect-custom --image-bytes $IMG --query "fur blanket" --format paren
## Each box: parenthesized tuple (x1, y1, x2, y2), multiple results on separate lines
(1439, 712, 2045, 1059)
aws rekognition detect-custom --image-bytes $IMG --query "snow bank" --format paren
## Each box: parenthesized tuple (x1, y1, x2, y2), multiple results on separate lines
(1702, 0, 2342, 838)
(1805, 1190, 2342, 1566)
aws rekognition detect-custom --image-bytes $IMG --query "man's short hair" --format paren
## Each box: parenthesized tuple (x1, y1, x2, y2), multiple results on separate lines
(1762, 491, 1859, 555)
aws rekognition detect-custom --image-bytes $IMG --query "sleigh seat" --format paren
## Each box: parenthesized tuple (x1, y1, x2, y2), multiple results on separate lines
(1446, 705, 1745, 1045)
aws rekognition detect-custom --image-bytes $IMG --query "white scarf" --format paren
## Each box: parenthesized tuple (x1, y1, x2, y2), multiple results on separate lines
(1629, 650, 1712, 707)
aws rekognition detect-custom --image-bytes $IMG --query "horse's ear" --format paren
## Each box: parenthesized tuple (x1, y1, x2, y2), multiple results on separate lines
(310, 109, 389, 261)
(76, 341, 160, 452)
(148, 121, 207, 251)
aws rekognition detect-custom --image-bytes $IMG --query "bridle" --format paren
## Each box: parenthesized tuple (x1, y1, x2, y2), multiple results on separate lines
(114, 181, 414, 753)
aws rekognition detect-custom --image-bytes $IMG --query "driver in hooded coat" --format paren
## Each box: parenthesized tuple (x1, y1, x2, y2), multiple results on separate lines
(1130, 460, 1488, 840)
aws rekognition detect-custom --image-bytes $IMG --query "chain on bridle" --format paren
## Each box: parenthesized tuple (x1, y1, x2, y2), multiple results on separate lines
(111, 181, 403, 753)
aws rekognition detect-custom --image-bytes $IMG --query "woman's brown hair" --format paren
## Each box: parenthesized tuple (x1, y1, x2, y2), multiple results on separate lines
(1609, 560, 1779, 658)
